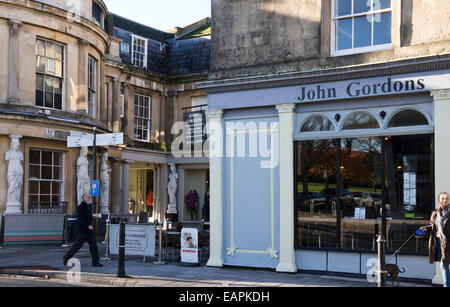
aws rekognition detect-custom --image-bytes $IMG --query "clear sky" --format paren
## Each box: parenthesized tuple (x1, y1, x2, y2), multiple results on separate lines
(103, 0, 211, 31)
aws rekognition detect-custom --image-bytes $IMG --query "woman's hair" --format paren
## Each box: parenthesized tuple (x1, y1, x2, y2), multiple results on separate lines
(438, 192, 449, 200)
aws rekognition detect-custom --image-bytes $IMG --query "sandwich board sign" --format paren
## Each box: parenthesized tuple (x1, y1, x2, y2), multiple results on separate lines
(180, 228, 199, 265)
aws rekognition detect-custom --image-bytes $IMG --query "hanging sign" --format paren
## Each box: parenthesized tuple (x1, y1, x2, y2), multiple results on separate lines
(180, 228, 199, 264)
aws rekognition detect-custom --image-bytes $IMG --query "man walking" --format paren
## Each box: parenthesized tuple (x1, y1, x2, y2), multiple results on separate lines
(64, 193, 103, 267)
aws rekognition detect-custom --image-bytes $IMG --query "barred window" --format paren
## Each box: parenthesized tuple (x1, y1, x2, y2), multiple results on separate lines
(134, 94, 152, 142)
(36, 38, 64, 110)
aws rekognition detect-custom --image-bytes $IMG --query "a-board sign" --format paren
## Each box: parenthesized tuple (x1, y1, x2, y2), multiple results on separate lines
(181, 228, 199, 264)
(109, 224, 156, 257)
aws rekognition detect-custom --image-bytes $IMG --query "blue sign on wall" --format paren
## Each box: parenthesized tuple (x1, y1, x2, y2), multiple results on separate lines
(91, 180, 100, 197)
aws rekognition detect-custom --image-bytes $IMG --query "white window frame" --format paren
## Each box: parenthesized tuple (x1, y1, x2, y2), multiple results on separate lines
(131, 34, 148, 69)
(133, 94, 152, 142)
(88, 56, 97, 118)
(331, 0, 393, 57)
(28, 149, 65, 209)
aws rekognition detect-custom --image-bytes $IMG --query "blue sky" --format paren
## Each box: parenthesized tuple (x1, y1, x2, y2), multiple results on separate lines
(103, 0, 211, 31)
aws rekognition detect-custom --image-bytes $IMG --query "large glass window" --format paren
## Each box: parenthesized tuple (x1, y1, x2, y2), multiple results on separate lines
(333, 0, 392, 56)
(301, 116, 335, 132)
(36, 38, 64, 110)
(388, 110, 429, 128)
(295, 134, 433, 254)
(29, 149, 64, 212)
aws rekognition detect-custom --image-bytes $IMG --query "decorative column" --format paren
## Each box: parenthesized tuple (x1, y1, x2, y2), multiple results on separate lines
(99, 151, 111, 215)
(167, 163, 178, 215)
(206, 109, 224, 268)
(276, 104, 297, 273)
(122, 82, 130, 137)
(121, 160, 133, 214)
(112, 77, 121, 133)
(110, 159, 122, 214)
(431, 89, 450, 286)
(99, 58, 106, 122)
(5, 135, 23, 214)
(159, 91, 167, 144)
(7, 20, 23, 104)
(77, 39, 89, 113)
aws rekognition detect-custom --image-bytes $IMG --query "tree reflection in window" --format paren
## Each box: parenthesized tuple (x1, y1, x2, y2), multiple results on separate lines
(301, 116, 335, 132)
(342, 112, 380, 130)
(388, 110, 429, 128)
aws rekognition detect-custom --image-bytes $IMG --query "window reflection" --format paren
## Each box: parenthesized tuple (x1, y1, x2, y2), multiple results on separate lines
(388, 110, 429, 128)
(295, 134, 433, 254)
(343, 112, 380, 130)
(301, 116, 335, 132)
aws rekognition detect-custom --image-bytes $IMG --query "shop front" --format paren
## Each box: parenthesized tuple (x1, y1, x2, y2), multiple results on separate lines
(200, 62, 450, 282)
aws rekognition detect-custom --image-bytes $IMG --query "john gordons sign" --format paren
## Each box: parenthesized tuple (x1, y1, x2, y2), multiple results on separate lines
(296, 72, 450, 103)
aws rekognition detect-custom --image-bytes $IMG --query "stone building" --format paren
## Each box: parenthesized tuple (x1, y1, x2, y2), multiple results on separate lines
(0, 0, 211, 244)
(199, 0, 450, 284)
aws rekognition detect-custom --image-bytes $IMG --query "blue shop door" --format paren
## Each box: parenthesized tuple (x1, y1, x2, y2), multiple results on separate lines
(222, 119, 280, 269)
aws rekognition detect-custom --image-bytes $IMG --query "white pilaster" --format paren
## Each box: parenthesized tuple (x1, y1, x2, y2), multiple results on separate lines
(276, 104, 297, 273)
(431, 89, 450, 286)
(206, 109, 224, 268)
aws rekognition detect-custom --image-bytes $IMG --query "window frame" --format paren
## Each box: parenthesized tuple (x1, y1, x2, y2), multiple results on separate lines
(133, 94, 152, 142)
(35, 37, 65, 110)
(131, 34, 148, 69)
(88, 56, 97, 118)
(28, 149, 65, 210)
(331, 0, 393, 57)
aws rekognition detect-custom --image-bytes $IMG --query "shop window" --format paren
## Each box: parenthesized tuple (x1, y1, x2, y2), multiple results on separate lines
(342, 112, 380, 130)
(295, 134, 434, 254)
(35, 38, 64, 110)
(332, 0, 392, 56)
(388, 110, 429, 128)
(301, 116, 335, 132)
(134, 94, 151, 142)
(28, 149, 65, 212)
(131, 34, 148, 69)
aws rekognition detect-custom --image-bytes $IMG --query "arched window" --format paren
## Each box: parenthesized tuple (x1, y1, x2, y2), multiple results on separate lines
(388, 110, 429, 128)
(301, 116, 335, 132)
(343, 112, 380, 130)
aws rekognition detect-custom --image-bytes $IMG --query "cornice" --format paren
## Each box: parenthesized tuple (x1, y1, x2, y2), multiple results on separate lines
(198, 54, 450, 94)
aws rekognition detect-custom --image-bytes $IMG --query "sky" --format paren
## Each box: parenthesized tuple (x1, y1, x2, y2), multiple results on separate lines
(103, 0, 211, 31)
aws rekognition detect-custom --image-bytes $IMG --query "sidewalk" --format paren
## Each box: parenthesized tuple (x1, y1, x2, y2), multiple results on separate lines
(0, 244, 431, 287)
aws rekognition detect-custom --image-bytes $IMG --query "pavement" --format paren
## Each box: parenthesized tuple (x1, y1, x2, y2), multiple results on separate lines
(0, 243, 432, 288)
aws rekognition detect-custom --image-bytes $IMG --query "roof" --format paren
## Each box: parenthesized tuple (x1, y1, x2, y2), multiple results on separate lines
(111, 14, 174, 42)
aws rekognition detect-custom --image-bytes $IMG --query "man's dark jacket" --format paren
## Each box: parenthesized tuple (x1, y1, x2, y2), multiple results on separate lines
(77, 202, 94, 233)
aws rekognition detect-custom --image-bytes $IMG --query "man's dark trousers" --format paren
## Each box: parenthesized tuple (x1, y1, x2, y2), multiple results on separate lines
(65, 230, 100, 265)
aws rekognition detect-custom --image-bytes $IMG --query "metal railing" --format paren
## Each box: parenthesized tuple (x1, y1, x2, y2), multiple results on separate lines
(28, 202, 68, 214)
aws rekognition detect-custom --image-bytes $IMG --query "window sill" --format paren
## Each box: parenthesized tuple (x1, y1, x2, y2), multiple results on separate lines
(331, 44, 393, 57)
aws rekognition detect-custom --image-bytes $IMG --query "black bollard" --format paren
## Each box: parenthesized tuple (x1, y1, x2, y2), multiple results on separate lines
(377, 235, 387, 287)
(117, 220, 126, 278)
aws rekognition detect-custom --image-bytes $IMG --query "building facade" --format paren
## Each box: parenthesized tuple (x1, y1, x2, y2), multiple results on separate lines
(199, 0, 450, 284)
(0, 0, 211, 245)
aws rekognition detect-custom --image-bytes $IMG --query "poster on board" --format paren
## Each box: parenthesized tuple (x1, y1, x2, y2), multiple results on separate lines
(181, 228, 199, 264)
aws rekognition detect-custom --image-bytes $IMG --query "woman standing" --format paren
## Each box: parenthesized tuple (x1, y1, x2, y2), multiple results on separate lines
(423, 192, 450, 287)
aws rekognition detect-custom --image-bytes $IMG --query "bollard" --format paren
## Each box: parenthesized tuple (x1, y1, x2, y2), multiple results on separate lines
(377, 235, 387, 288)
(62, 215, 69, 248)
(153, 221, 167, 265)
(117, 220, 126, 278)
(0, 214, 5, 249)
(101, 217, 111, 261)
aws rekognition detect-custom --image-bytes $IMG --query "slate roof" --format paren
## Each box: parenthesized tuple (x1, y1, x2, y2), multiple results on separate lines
(111, 14, 174, 43)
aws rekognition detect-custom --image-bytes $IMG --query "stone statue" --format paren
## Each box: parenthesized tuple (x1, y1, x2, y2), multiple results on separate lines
(167, 163, 178, 214)
(5, 135, 23, 214)
(99, 152, 111, 215)
(77, 146, 91, 206)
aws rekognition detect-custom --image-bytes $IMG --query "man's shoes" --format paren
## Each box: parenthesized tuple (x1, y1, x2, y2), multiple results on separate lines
(92, 263, 103, 267)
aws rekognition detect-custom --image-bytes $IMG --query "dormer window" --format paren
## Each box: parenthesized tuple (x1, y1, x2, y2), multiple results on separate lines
(131, 34, 148, 69)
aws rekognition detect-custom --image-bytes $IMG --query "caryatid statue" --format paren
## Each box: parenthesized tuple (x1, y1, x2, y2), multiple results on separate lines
(99, 152, 111, 215)
(167, 163, 178, 214)
(5, 135, 23, 214)
(77, 146, 91, 206)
